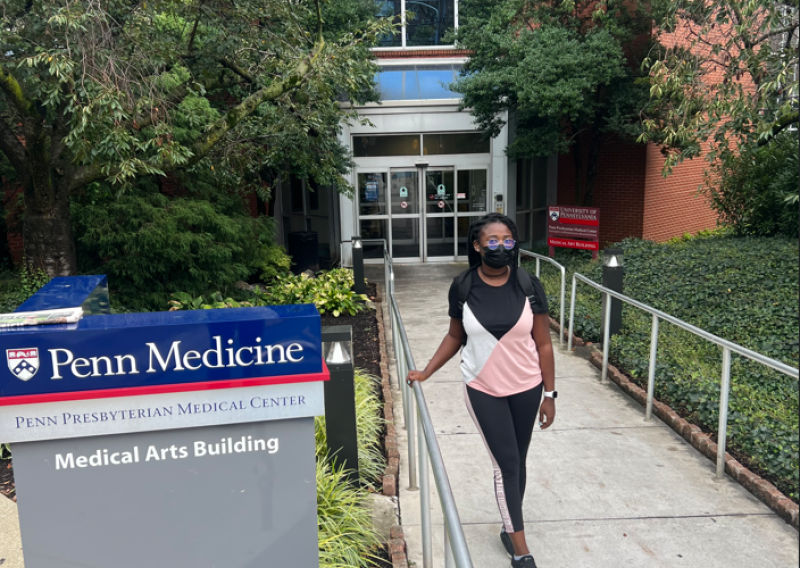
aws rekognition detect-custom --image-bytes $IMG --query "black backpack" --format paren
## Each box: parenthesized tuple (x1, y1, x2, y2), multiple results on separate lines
(455, 265, 539, 345)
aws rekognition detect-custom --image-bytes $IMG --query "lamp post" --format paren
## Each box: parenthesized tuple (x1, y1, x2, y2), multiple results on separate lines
(352, 235, 366, 295)
(601, 248, 624, 344)
(321, 325, 359, 486)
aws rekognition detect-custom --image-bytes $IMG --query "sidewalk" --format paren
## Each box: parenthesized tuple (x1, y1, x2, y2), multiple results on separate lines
(385, 263, 798, 568)
(0, 493, 23, 567)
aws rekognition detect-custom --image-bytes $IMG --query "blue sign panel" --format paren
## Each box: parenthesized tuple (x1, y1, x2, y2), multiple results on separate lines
(0, 305, 321, 400)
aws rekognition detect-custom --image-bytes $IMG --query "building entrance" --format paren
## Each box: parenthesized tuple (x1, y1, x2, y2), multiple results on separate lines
(357, 163, 489, 262)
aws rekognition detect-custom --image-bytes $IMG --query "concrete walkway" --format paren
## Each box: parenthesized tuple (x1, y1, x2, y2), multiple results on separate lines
(385, 263, 798, 568)
(0, 493, 23, 567)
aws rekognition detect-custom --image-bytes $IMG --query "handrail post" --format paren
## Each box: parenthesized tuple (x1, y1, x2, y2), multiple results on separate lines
(646, 314, 659, 421)
(716, 348, 733, 478)
(535, 258, 541, 277)
(559, 266, 566, 347)
(568, 274, 577, 351)
(418, 407, 433, 568)
(601, 291, 611, 382)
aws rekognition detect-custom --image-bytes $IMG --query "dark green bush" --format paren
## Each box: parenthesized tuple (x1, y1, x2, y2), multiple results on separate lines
(72, 181, 272, 311)
(528, 235, 799, 501)
(0, 269, 51, 313)
(706, 132, 799, 237)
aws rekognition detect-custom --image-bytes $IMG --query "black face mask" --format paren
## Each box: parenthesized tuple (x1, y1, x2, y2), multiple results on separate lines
(481, 246, 514, 269)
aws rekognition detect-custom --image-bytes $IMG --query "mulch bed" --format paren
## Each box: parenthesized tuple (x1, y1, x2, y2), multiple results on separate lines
(0, 460, 13, 501)
(320, 283, 381, 378)
(371, 546, 393, 568)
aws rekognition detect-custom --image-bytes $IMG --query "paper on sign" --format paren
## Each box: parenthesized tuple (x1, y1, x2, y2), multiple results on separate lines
(0, 308, 83, 329)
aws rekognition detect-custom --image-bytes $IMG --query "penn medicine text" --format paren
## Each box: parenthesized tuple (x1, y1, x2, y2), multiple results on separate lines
(48, 336, 304, 379)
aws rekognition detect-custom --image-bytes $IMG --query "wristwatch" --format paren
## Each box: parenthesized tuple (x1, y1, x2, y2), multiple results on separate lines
(544, 391, 558, 399)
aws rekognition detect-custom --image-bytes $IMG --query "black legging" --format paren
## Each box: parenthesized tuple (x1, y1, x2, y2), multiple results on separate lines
(465, 383, 543, 533)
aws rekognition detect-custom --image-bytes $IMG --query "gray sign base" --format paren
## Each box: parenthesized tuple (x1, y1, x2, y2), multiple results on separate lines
(12, 419, 319, 568)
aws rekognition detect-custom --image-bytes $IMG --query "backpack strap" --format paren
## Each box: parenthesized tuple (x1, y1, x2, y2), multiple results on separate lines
(515, 266, 538, 312)
(456, 267, 476, 313)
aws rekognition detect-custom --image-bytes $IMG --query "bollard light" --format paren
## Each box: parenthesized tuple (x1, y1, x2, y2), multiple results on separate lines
(601, 247, 625, 343)
(351, 235, 366, 295)
(321, 325, 359, 486)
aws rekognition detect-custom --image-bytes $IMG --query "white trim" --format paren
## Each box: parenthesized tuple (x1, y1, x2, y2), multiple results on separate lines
(372, 45, 459, 52)
(377, 57, 467, 66)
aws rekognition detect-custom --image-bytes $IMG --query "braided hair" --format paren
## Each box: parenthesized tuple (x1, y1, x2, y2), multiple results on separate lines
(466, 213, 520, 268)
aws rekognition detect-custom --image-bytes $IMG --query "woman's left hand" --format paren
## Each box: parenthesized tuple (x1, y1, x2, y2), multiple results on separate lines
(539, 398, 556, 429)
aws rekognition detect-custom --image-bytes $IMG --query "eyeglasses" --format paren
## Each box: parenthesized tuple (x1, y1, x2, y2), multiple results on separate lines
(486, 239, 516, 250)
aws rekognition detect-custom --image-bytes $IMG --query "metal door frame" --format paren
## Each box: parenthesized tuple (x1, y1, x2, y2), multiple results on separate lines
(354, 155, 492, 263)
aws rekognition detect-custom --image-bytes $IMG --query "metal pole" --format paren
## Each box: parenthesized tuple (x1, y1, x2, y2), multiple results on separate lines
(444, 521, 455, 568)
(403, 327, 418, 491)
(352, 235, 366, 294)
(568, 274, 577, 351)
(646, 315, 659, 421)
(559, 267, 566, 347)
(535, 258, 541, 277)
(716, 347, 733, 478)
(418, 410, 432, 568)
(601, 292, 611, 382)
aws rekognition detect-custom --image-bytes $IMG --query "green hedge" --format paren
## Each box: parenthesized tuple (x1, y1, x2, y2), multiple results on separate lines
(527, 235, 799, 501)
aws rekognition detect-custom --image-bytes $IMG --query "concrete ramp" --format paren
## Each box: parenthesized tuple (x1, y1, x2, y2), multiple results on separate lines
(387, 263, 798, 568)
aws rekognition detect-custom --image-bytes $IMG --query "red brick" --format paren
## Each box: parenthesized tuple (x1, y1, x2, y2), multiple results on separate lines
(383, 474, 396, 496)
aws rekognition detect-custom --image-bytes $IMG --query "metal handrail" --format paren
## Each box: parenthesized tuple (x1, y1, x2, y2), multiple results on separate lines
(519, 250, 567, 347)
(568, 271, 799, 479)
(362, 239, 474, 568)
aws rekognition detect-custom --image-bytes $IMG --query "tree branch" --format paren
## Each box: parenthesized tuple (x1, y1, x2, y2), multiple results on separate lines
(758, 110, 799, 146)
(0, 65, 35, 117)
(0, 119, 26, 174)
(184, 38, 325, 167)
(754, 23, 799, 46)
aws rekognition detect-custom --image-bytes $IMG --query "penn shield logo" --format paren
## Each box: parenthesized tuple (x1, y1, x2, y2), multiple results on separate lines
(7, 348, 40, 381)
(549, 208, 560, 222)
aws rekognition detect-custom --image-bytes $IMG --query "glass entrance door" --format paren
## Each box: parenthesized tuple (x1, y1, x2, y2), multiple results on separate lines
(423, 168, 456, 259)
(389, 169, 421, 260)
(356, 164, 490, 262)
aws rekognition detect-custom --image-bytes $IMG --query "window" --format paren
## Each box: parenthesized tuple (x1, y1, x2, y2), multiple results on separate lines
(353, 135, 421, 157)
(375, 64, 462, 101)
(375, 0, 458, 48)
(423, 133, 489, 154)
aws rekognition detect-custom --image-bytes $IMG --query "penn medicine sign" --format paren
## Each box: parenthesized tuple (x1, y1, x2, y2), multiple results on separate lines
(45, 336, 305, 380)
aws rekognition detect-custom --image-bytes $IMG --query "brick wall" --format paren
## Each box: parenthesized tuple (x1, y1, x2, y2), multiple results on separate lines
(375, 49, 471, 59)
(556, 138, 647, 245)
(642, 145, 718, 241)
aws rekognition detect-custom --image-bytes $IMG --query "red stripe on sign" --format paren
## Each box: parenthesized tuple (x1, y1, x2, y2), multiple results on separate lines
(559, 218, 599, 226)
(0, 364, 330, 407)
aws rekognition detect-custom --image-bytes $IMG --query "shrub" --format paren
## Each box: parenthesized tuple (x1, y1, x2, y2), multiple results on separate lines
(256, 244, 293, 284)
(528, 235, 800, 500)
(265, 269, 368, 316)
(0, 268, 51, 313)
(72, 181, 274, 311)
(706, 132, 799, 237)
(169, 269, 369, 317)
(316, 459, 381, 568)
(316, 370, 386, 489)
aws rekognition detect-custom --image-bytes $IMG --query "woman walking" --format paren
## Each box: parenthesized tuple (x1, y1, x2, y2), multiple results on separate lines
(406, 213, 556, 568)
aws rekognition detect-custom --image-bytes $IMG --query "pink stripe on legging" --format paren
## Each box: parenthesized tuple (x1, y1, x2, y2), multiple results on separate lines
(463, 384, 515, 534)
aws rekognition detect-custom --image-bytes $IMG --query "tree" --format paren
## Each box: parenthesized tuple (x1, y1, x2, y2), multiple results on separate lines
(452, 0, 658, 206)
(0, 0, 392, 276)
(640, 0, 799, 171)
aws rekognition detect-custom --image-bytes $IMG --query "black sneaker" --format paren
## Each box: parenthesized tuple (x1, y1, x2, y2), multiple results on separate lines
(500, 529, 514, 557)
(510, 555, 537, 568)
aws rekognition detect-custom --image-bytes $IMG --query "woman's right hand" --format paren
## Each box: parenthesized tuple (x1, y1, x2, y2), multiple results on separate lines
(406, 370, 429, 386)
